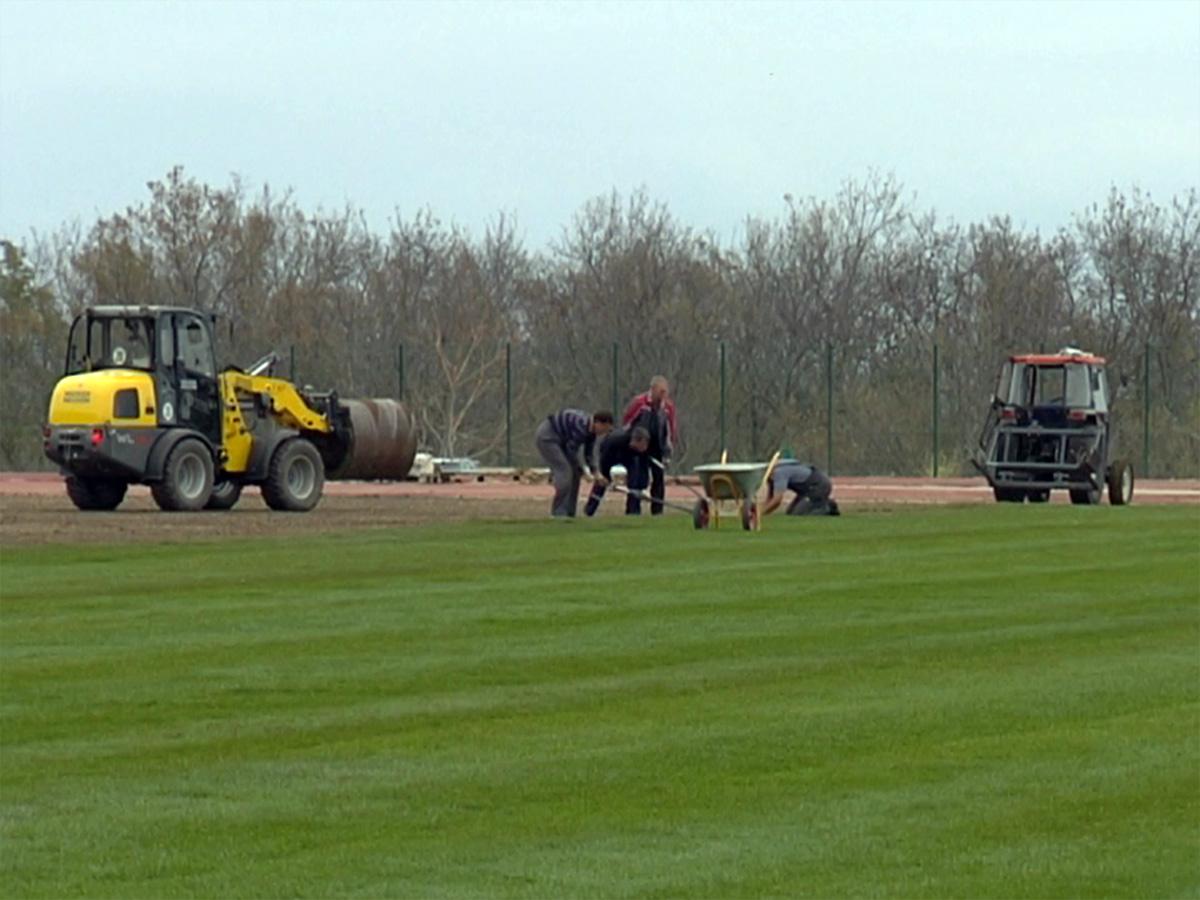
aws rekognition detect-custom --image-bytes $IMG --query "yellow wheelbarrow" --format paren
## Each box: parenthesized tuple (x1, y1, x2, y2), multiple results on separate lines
(691, 451, 781, 531)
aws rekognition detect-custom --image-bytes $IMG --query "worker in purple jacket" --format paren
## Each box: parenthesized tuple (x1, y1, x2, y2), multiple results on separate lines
(535, 409, 615, 517)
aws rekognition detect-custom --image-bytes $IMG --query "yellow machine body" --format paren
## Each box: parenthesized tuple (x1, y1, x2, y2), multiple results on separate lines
(46, 370, 158, 428)
(44, 305, 417, 512)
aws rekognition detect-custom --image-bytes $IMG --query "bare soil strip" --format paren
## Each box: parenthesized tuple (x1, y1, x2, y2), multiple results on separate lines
(1, 472, 1194, 546)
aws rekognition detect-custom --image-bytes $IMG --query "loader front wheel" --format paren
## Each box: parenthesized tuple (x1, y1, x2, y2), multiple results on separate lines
(262, 438, 324, 512)
(151, 438, 214, 511)
(1069, 485, 1102, 505)
(65, 476, 127, 511)
(205, 477, 243, 510)
(992, 487, 1024, 503)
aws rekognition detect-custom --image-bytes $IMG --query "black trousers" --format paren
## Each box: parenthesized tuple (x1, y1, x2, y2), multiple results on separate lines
(623, 452, 664, 515)
(785, 470, 834, 515)
(585, 452, 648, 516)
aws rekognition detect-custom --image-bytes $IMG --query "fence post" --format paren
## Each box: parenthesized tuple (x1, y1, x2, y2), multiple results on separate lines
(826, 341, 834, 475)
(397, 344, 405, 401)
(1142, 341, 1151, 477)
(505, 342, 512, 467)
(932, 343, 940, 477)
(611, 342, 619, 415)
(719, 341, 727, 454)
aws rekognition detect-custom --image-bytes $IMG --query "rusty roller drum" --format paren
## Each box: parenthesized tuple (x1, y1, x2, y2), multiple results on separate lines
(326, 398, 418, 481)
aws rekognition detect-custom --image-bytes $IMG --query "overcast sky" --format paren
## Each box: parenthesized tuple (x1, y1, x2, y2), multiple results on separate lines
(1, 0, 1197, 250)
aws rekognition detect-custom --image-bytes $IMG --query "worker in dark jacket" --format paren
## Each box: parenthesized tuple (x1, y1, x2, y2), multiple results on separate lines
(621, 375, 678, 515)
(535, 409, 614, 517)
(762, 459, 840, 516)
(584, 426, 651, 517)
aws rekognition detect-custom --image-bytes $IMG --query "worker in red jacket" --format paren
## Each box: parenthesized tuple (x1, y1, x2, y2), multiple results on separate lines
(621, 375, 678, 515)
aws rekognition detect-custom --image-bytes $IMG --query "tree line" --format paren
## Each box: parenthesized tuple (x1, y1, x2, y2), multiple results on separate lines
(2, 168, 1197, 476)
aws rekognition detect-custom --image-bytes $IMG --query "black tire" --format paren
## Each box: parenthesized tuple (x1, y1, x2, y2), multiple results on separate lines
(261, 438, 324, 512)
(741, 501, 758, 531)
(1107, 459, 1134, 506)
(993, 487, 1025, 503)
(1026, 489, 1050, 503)
(151, 438, 214, 511)
(692, 498, 710, 530)
(1069, 485, 1102, 505)
(205, 477, 243, 510)
(65, 476, 127, 511)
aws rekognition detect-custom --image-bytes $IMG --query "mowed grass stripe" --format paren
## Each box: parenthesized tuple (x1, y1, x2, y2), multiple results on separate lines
(2, 505, 1197, 898)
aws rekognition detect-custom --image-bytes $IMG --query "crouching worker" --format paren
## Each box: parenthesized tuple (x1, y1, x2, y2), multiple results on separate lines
(535, 409, 615, 517)
(584, 426, 651, 516)
(762, 458, 840, 517)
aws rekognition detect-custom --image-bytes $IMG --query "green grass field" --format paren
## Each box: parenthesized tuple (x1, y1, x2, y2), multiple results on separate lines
(2, 505, 1198, 898)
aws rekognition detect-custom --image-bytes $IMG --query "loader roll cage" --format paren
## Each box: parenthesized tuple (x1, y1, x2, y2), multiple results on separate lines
(64, 306, 217, 380)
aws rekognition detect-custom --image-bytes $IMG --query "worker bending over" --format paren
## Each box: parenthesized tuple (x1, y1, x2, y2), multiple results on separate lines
(584, 426, 651, 516)
(762, 459, 840, 516)
(535, 409, 614, 517)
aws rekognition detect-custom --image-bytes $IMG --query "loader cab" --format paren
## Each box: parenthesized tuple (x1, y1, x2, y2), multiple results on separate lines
(64, 306, 222, 443)
(65, 312, 156, 374)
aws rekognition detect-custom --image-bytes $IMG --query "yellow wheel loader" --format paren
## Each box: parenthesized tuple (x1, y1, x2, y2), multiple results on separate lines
(42, 306, 416, 512)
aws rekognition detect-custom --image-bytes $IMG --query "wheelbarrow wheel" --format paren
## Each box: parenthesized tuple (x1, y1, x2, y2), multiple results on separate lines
(692, 498, 710, 530)
(740, 501, 757, 531)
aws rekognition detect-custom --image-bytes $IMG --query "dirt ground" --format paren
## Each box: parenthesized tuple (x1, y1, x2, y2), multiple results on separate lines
(1, 472, 1196, 546)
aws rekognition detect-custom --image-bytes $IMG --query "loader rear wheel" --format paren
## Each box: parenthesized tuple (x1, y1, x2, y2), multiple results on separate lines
(262, 438, 324, 512)
(205, 478, 243, 510)
(1107, 459, 1134, 506)
(65, 476, 127, 511)
(993, 487, 1025, 503)
(151, 438, 214, 511)
(1026, 489, 1050, 503)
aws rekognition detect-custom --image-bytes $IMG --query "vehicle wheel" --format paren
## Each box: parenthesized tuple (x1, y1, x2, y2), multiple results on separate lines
(993, 487, 1025, 502)
(1107, 459, 1134, 506)
(262, 438, 324, 512)
(1069, 485, 1102, 505)
(692, 498, 710, 530)
(205, 477, 243, 510)
(741, 501, 758, 531)
(151, 438, 214, 511)
(65, 476, 127, 511)
(1026, 489, 1050, 503)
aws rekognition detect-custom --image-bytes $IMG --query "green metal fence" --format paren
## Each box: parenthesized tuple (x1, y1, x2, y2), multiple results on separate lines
(286, 340, 1197, 479)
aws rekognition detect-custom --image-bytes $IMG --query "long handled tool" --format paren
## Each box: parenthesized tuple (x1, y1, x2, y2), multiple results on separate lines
(611, 482, 711, 529)
(610, 482, 698, 515)
(649, 456, 709, 505)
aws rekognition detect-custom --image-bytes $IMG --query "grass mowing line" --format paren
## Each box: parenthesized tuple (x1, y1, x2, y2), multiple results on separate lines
(2, 506, 1198, 897)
